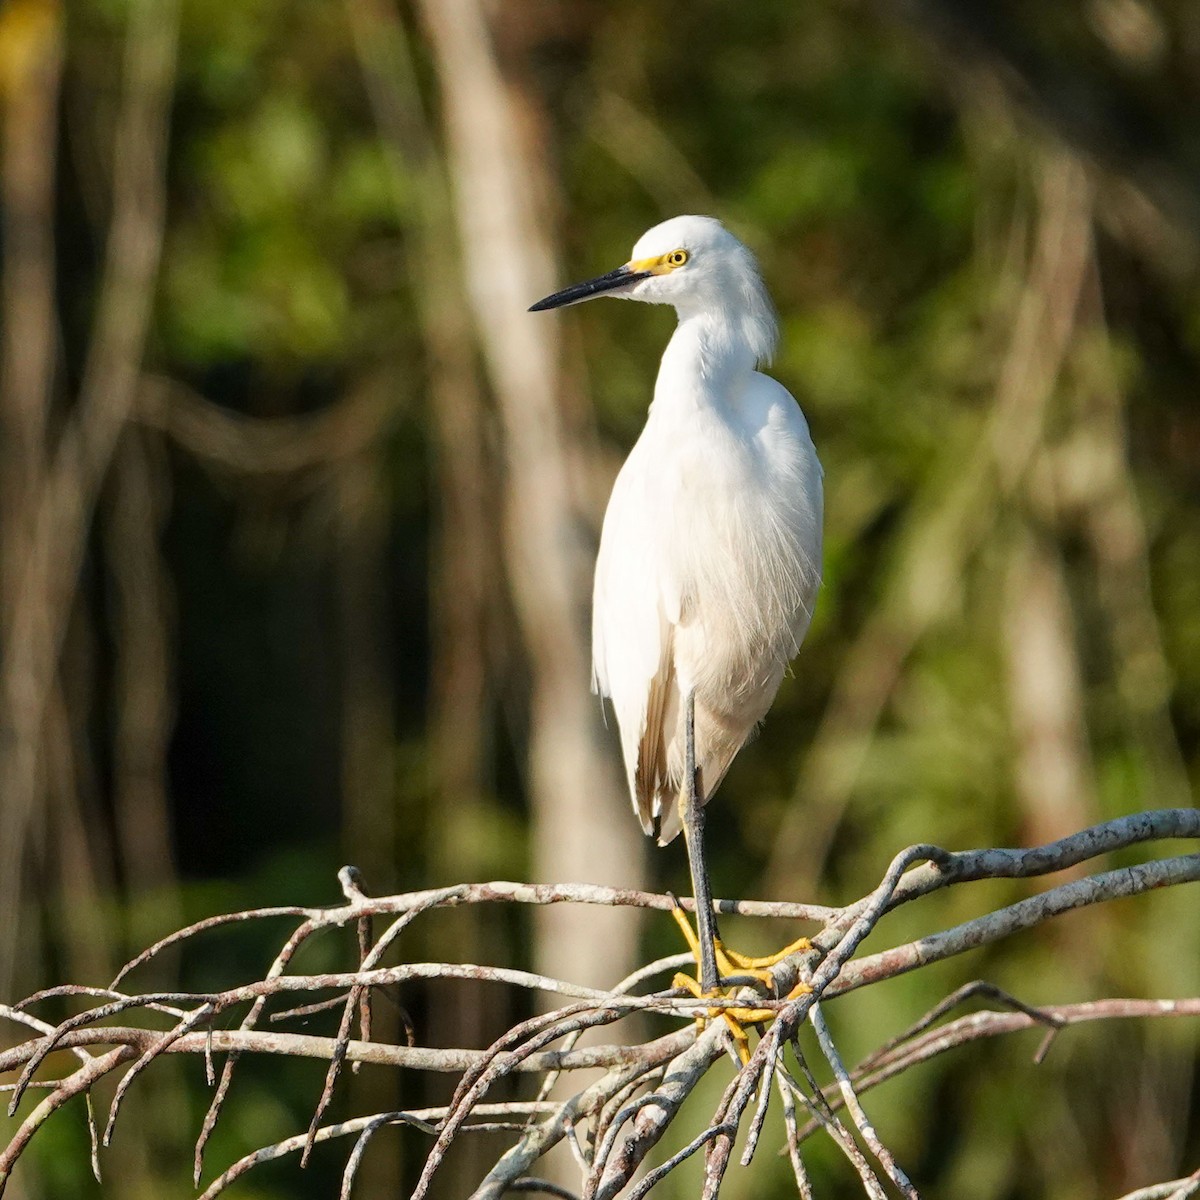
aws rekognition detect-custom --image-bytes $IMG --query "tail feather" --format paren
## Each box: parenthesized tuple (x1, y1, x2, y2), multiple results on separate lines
(638, 694, 747, 845)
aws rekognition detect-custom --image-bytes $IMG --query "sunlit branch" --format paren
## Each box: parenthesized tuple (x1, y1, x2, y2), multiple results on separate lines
(0, 809, 1197, 1200)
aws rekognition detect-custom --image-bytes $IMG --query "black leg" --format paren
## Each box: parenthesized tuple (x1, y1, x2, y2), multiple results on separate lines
(681, 689, 721, 991)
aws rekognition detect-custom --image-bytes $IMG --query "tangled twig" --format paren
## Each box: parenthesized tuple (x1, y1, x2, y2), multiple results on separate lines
(0, 809, 1197, 1198)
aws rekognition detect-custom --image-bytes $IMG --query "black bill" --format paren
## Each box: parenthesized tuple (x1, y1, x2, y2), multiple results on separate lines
(528, 264, 652, 312)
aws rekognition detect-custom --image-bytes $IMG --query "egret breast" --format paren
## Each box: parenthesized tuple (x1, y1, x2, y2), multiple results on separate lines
(592, 364, 822, 842)
(657, 374, 822, 811)
(667, 379, 820, 695)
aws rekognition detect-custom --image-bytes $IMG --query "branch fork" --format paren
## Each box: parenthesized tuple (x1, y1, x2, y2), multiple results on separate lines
(0, 809, 1197, 1198)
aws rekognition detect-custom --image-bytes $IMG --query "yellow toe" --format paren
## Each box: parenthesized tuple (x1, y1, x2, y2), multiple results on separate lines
(668, 904, 813, 1064)
(719, 934, 812, 974)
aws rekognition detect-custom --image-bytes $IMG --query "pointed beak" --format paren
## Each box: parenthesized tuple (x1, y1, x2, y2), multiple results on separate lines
(528, 263, 653, 312)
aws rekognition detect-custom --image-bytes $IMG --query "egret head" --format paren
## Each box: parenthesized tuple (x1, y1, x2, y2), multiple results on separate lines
(529, 215, 778, 364)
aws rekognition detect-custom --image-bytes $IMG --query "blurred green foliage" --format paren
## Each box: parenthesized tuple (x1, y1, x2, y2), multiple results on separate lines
(5, 0, 1200, 1196)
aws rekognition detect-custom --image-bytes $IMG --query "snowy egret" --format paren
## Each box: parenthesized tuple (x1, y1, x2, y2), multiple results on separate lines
(530, 216, 823, 995)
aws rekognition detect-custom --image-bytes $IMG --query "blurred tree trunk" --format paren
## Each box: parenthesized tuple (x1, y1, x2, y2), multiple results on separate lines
(1002, 530, 1094, 846)
(345, 0, 499, 945)
(347, 2, 513, 1190)
(0, 2, 186, 1196)
(106, 429, 181, 944)
(0, 0, 178, 996)
(417, 0, 646, 996)
(0, 0, 63, 1000)
(337, 450, 396, 889)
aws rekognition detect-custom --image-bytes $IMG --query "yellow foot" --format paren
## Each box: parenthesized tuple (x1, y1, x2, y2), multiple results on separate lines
(669, 905, 813, 1064)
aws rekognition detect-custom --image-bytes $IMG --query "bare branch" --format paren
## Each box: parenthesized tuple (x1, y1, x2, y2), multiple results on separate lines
(111, 881, 831, 986)
(1, 810, 1196, 1198)
(866, 807, 1200, 918)
(830, 852, 1200, 995)
(0, 1025, 695, 1079)
(1114, 1168, 1200, 1200)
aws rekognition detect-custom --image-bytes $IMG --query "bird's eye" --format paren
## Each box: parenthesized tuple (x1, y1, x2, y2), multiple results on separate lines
(666, 249, 689, 267)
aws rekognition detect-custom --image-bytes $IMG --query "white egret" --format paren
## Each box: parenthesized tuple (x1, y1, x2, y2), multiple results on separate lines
(530, 216, 823, 995)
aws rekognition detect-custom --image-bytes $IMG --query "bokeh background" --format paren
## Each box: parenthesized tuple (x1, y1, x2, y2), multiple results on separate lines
(1, 0, 1198, 1195)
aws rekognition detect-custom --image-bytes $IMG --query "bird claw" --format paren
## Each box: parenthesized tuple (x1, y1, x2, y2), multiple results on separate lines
(670, 905, 813, 1064)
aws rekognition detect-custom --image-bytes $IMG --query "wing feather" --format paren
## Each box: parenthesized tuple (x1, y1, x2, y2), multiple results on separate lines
(592, 440, 683, 835)
(633, 629, 673, 836)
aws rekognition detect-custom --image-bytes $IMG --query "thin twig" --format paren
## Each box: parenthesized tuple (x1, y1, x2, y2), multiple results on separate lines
(779, 1063, 889, 1200)
(854, 980, 1064, 1075)
(0, 1023, 697, 1079)
(625, 1122, 738, 1200)
(1115, 1168, 1200, 1200)
(103, 1002, 214, 1145)
(0, 1047, 133, 1195)
(794, 998, 1200, 1145)
(777, 1069, 814, 1200)
(533, 953, 691, 1108)
(194, 912, 321, 1182)
(592, 1022, 728, 1200)
(504, 1180, 583, 1199)
(809, 1003, 918, 1198)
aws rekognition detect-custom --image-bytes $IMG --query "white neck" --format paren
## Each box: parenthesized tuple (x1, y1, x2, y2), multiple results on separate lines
(663, 312, 752, 389)
(654, 298, 775, 404)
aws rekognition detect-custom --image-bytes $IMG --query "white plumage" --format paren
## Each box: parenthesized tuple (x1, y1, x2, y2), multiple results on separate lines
(530, 216, 822, 983)
(586, 217, 822, 842)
